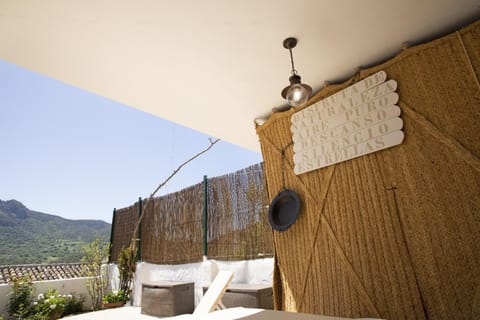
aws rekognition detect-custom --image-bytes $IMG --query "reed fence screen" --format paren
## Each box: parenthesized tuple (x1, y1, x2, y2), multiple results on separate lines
(109, 203, 138, 263)
(109, 163, 272, 264)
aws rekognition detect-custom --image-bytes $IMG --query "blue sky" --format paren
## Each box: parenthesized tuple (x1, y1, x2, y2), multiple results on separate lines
(0, 60, 262, 223)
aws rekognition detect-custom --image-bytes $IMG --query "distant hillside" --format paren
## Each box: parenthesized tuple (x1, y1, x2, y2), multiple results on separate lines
(0, 199, 111, 265)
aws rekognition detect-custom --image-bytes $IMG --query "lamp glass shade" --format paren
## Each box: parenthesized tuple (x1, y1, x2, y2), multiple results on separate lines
(286, 84, 310, 107)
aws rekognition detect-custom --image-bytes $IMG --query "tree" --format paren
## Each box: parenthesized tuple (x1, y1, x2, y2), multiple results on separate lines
(117, 246, 135, 301)
(119, 139, 220, 304)
(81, 238, 110, 310)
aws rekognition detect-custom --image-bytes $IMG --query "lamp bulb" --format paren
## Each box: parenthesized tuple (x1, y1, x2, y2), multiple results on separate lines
(286, 84, 309, 107)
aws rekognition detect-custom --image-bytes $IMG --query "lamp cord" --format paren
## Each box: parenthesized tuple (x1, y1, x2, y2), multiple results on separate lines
(288, 48, 297, 75)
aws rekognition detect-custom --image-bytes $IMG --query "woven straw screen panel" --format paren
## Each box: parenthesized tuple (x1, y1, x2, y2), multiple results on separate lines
(140, 183, 204, 265)
(110, 203, 138, 262)
(256, 19, 480, 319)
(207, 163, 272, 260)
(110, 163, 272, 265)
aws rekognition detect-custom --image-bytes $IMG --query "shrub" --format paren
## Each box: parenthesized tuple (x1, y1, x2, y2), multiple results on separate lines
(102, 290, 128, 304)
(29, 290, 84, 320)
(63, 295, 85, 316)
(81, 238, 110, 310)
(7, 275, 34, 319)
(117, 246, 135, 302)
(32, 289, 67, 319)
(6, 276, 84, 320)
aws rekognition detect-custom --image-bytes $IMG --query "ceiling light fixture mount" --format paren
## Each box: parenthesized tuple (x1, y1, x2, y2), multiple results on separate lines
(281, 37, 312, 108)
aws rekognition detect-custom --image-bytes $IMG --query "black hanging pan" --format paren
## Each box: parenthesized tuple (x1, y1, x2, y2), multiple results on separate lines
(268, 189, 301, 232)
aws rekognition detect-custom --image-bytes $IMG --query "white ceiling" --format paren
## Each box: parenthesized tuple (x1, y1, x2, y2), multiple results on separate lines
(1, 1, 479, 152)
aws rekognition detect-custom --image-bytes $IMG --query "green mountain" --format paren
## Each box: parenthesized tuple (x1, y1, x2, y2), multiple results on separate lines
(0, 199, 111, 265)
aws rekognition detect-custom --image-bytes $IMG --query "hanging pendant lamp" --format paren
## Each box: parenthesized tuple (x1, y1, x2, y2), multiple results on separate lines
(281, 37, 312, 108)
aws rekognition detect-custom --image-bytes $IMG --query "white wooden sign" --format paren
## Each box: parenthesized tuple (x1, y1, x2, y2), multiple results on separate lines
(291, 71, 404, 175)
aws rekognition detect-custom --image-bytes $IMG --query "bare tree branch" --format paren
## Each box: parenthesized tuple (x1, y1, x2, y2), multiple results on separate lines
(129, 138, 220, 250)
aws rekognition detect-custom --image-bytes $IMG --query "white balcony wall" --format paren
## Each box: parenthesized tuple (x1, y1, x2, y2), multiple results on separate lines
(0, 258, 273, 318)
(0, 277, 93, 318)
